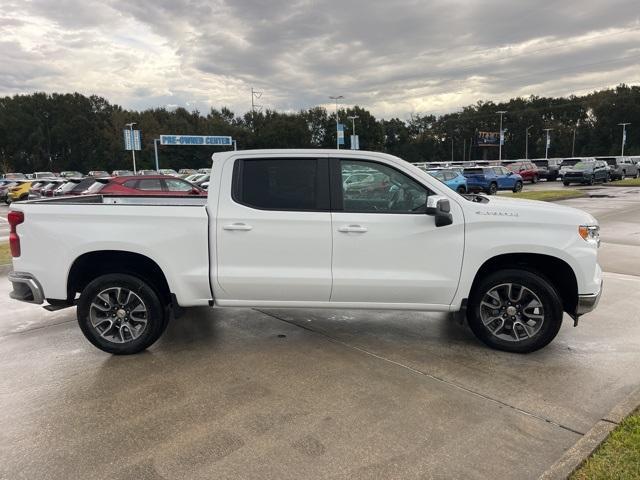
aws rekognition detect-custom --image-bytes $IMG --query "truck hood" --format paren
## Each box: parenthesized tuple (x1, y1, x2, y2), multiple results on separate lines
(469, 195, 597, 225)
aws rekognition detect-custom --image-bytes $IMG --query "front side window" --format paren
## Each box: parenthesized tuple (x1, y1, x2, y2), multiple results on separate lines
(234, 158, 323, 211)
(340, 160, 429, 213)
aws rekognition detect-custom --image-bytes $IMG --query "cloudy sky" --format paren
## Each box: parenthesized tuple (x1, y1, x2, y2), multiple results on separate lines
(1, 0, 639, 118)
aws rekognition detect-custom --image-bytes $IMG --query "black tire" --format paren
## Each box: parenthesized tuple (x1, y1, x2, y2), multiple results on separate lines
(488, 182, 498, 195)
(467, 269, 563, 353)
(531, 175, 538, 184)
(77, 273, 169, 354)
(621, 170, 626, 179)
(563, 181, 570, 186)
(457, 185, 466, 194)
(587, 175, 594, 185)
(512, 181, 523, 193)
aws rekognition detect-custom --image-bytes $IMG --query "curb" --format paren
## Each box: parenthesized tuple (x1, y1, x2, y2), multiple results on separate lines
(0, 264, 11, 276)
(539, 386, 640, 480)
(600, 183, 640, 187)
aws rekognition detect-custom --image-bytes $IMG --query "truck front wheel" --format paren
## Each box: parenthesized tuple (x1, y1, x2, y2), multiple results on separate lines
(467, 269, 563, 353)
(77, 273, 169, 354)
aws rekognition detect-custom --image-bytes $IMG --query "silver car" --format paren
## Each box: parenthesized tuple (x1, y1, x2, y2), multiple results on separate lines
(596, 157, 639, 180)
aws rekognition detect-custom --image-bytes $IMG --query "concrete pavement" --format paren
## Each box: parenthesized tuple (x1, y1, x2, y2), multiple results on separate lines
(0, 189, 639, 479)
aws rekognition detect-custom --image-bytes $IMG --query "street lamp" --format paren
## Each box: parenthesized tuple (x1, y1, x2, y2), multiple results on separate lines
(497, 111, 507, 161)
(347, 115, 359, 150)
(329, 96, 343, 149)
(543, 128, 553, 159)
(125, 122, 137, 174)
(525, 125, 533, 159)
(618, 123, 631, 156)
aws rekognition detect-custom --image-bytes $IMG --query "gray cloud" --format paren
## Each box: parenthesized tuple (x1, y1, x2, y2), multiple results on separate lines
(2, 0, 640, 117)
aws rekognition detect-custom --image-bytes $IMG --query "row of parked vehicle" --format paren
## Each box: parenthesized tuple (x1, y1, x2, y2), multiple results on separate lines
(417, 155, 640, 194)
(0, 173, 209, 204)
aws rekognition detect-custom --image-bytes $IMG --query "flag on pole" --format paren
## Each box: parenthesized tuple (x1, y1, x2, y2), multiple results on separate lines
(337, 123, 345, 145)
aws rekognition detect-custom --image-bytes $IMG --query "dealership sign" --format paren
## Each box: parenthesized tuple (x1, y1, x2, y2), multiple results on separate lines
(160, 135, 233, 146)
(476, 131, 500, 147)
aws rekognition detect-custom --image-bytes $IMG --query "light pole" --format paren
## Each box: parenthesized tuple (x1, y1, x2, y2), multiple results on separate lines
(153, 138, 160, 171)
(618, 122, 631, 156)
(347, 115, 359, 150)
(329, 95, 344, 149)
(497, 110, 507, 161)
(525, 125, 533, 159)
(125, 122, 137, 174)
(543, 128, 553, 159)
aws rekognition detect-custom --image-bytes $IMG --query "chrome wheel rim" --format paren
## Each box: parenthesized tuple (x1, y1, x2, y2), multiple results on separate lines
(479, 283, 544, 342)
(89, 287, 148, 343)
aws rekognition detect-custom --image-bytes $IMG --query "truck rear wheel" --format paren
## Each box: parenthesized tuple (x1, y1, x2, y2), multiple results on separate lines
(77, 273, 169, 354)
(467, 269, 563, 353)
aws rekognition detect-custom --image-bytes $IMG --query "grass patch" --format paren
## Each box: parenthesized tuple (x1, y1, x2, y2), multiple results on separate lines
(571, 408, 640, 480)
(501, 189, 587, 201)
(607, 177, 640, 186)
(0, 242, 10, 265)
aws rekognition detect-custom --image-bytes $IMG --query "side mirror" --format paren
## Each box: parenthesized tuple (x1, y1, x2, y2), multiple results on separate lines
(426, 195, 453, 227)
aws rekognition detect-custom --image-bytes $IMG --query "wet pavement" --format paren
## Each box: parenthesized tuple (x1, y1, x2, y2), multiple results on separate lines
(0, 187, 639, 479)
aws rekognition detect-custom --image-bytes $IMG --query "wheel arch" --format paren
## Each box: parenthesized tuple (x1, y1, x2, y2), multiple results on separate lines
(67, 250, 172, 305)
(468, 253, 578, 314)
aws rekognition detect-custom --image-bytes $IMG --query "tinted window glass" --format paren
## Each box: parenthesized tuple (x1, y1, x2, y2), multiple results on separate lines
(341, 160, 429, 213)
(123, 180, 138, 188)
(236, 158, 319, 210)
(165, 179, 193, 192)
(137, 179, 163, 191)
(492, 167, 503, 175)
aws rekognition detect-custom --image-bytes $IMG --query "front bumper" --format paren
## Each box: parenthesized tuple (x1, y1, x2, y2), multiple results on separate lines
(8, 272, 44, 304)
(576, 281, 603, 315)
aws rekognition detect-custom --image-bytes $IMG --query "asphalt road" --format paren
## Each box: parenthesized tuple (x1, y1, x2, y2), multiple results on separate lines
(0, 186, 639, 479)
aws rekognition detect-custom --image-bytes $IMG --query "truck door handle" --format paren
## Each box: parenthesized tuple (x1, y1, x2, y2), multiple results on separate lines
(223, 223, 253, 231)
(338, 225, 368, 233)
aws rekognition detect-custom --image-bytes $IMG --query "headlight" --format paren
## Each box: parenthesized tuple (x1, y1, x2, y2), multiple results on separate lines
(579, 225, 600, 246)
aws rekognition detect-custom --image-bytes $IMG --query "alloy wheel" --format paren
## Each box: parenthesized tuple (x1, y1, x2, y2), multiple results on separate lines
(479, 283, 545, 342)
(89, 287, 148, 344)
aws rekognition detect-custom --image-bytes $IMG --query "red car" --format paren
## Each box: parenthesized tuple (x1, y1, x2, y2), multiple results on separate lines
(503, 160, 540, 183)
(82, 175, 207, 196)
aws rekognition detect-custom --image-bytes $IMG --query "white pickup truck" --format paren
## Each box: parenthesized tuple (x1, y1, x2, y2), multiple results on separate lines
(7, 149, 602, 355)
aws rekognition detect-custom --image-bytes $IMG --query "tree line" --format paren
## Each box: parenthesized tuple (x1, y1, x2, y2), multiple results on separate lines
(1, 85, 639, 173)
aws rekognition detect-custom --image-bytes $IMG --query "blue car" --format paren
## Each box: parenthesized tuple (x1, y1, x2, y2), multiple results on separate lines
(463, 166, 523, 194)
(426, 168, 468, 193)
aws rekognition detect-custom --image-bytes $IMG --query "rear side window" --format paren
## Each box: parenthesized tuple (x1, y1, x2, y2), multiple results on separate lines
(164, 179, 193, 192)
(137, 179, 163, 191)
(233, 158, 327, 211)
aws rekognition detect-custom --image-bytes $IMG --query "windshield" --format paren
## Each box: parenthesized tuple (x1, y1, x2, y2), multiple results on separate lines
(572, 162, 594, 170)
(561, 159, 580, 167)
(532, 160, 548, 167)
(463, 168, 484, 175)
(427, 170, 445, 181)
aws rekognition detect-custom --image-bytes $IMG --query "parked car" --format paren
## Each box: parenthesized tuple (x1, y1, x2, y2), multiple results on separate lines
(531, 158, 562, 181)
(39, 179, 67, 197)
(0, 180, 19, 203)
(503, 160, 540, 183)
(463, 166, 523, 194)
(595, 157, 639, 180)
(83, 175, 206, 196)
(137, 169, 159, 176)
(427, 168, 468, 193)
(563, 160, 610, 185)
(54, 178, 85, 196)
(26, 181, 49, 199)
(64, 177, 102, 195)
(159, 169, 179, 176)
(7, 149, 602, 356)
(2, 173, 26, 180)
(88, 171, 110, 178)
(197, 168, 211, 174)
(32, 171, 56, 179)
(6, 181, 33, 203)
(60, 171, 83, 178)
(559, 158, 591, 179)
(178, 169, 197, 178)
(112, 170, 135, 177)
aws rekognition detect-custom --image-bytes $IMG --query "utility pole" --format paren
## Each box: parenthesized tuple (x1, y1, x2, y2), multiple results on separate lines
(153, 138, 160, 171)
(571, 128, 576, 157)
(463, 139, 466, 163)
(125, 122, 137, 174)
(525, 125, 533, 159)
(329, 95, 344, 149)
(451, 136, 454, 162)
(543, 128, 553, 159)
(618, 123, 631, 156)
(497, 111, 507, 161)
